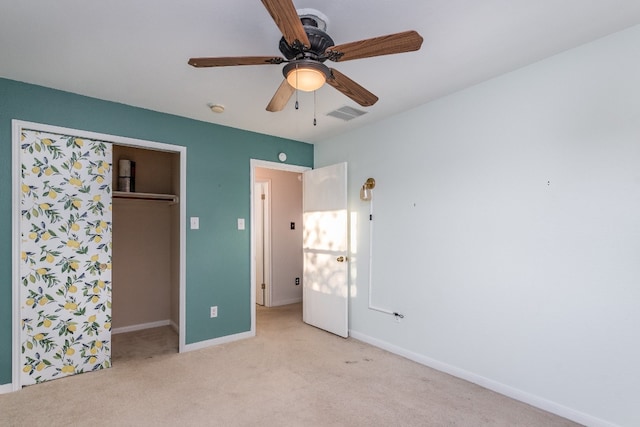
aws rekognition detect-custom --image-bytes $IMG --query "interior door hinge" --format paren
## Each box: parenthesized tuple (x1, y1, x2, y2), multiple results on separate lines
(261, 283, 266, 289)
(261, 194, 265, 200)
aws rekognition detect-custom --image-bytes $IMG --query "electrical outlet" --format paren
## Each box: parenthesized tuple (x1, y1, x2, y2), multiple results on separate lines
(210, 306, 218, 318)
(295, 277, 300, 286)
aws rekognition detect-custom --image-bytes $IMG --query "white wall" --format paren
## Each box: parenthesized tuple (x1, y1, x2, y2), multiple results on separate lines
(315, 25, 640, 427)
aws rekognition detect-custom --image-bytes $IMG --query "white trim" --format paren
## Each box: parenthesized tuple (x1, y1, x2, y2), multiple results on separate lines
(252, 159, 312, 174)
(271, 297, 302, 306)
(170, 320, 179, 334)
(111, 320, 171, 335)
(349, 330, 618, 427)
(11, 120, 187, 390)
(177, 135, 187, 354)
(0, 383, 13, 395)
(182, 331, 255, 353)
(249, 159, 310, 336)
(11, 121, 21, 392)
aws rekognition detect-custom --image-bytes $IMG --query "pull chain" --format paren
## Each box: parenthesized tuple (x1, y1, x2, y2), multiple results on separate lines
(294, 63, 299, 110)
(313, 90, 317, 126)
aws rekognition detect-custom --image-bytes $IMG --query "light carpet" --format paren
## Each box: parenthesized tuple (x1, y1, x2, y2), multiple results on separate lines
(0, 303, 580, 426)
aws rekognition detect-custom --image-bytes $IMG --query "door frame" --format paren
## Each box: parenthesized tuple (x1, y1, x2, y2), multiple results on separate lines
(249, 159, 310, 334)
(12, 120, 187, 390)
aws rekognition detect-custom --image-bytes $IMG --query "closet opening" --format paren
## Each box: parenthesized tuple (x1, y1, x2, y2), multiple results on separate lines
(111, 145, 181, 362)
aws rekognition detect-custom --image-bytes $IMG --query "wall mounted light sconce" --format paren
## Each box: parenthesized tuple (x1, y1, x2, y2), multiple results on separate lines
(360, 178, 375, 201)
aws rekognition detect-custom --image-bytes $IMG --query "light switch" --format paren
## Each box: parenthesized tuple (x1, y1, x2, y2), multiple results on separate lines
(237, 218, 245, 230)
(190, 217, 199, 230)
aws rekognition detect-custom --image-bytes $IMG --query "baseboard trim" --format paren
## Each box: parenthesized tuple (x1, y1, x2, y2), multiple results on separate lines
(349, 330, 618, 427)
(112, 319, 171, 335)
(0, 383, 13, 395)
(271, 297, 302, 307)
(169, 320, 179, 334)
(183, 330, 254, 353)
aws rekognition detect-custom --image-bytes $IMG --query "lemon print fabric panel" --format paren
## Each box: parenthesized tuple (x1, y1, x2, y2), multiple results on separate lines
(20, 129, 112, 385)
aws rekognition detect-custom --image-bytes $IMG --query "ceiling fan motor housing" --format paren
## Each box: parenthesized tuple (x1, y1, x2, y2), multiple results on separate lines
(278, 24, 335, 62)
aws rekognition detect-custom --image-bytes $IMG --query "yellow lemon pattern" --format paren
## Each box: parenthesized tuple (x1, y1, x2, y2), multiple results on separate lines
(20, 129, 112, 385)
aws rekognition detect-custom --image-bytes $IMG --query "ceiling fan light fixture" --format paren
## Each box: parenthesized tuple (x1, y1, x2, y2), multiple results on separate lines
(283, 60, 330, 92)
(287, 68, 325, 91)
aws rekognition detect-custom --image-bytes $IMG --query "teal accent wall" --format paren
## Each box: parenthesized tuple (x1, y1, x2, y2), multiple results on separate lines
(0, 78, 313, 384)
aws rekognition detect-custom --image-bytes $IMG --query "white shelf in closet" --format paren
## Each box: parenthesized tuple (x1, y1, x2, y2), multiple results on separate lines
(113, 191, 178, 203)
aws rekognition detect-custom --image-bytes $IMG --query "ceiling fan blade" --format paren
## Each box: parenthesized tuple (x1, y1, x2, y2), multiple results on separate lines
(326, 30, 423, 62)
(188, 56, 284, 68)
(266, 79, 295, 112)
(261, 0, 310, 48)
(326, 69, 378, 107)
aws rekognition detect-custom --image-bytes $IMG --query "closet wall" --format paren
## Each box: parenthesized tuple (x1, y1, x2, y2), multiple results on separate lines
(111, 145, 180, 331)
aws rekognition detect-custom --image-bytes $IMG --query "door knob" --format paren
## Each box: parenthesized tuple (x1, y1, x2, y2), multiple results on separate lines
(336, 256, 347, 262)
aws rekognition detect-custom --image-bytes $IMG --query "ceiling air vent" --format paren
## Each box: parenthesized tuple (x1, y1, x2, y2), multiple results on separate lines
(326, 106, 368, 121)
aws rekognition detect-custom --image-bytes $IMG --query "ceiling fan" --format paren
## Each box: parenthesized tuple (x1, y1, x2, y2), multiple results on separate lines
(188, 0, 424, 112)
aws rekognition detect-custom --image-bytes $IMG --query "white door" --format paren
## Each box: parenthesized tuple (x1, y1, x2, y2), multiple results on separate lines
(254, 181, 270, 306)
(302, 163, 348, 337)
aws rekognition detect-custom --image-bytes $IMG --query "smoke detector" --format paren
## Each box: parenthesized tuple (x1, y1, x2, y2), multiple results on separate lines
(208, 104, 225, 113)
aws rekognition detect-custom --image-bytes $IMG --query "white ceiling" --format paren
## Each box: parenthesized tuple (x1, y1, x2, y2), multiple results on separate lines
(1, 1, 639, 144)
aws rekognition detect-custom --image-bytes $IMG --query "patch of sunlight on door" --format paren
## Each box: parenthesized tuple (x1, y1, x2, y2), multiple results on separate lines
(303, 209, 347, 297)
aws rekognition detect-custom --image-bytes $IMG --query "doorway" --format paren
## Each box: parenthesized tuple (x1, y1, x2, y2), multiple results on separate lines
(250, 160, 309, 334)
(250, 160, 350, 338)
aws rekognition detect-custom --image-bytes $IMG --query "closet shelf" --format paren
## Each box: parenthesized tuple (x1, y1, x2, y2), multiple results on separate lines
(113, 191, 178, 203)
